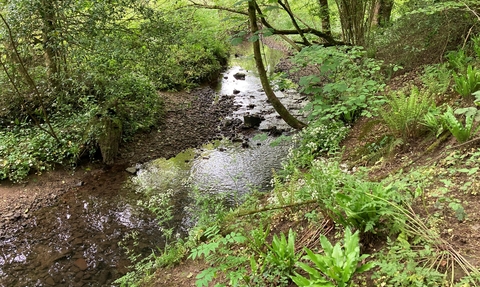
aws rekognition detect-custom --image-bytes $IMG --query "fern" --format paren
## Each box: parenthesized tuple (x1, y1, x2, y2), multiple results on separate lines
(379, 87, 432, 140)
(453, 65, 480, 97)
(442, 106, 479, 143)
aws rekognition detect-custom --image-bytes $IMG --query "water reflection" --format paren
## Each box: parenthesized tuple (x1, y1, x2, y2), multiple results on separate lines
(134, 137, 290, 233)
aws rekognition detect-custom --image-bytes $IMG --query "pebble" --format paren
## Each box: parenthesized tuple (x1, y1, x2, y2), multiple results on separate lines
(74, 258, 88, 271)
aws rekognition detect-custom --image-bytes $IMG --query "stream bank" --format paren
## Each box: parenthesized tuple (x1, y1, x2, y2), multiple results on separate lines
(0, 50, 307, 285)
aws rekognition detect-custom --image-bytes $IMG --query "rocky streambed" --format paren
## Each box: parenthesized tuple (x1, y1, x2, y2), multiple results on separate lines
(0, 61, 308, 286)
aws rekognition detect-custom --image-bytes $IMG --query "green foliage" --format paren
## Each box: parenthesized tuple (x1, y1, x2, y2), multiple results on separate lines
(441, 106, 479, 143)
(453, 65, 480, 97)
(422, 107, 445, 138)
(420, 63, 452, 95)
(281, 120, 348, 175)
(292, 227, 374, 287)
(0, 114, 89, 182)
(293, 45, 386, 124)
(0, 0, 231, 181)
(263, 229, 301, 286)
(373, 236, 447, 287)
(189, 230, 249, 287)
(379, 87, 433, 140)
(300, 159, 404, 233)
(446, 50, 473, 73)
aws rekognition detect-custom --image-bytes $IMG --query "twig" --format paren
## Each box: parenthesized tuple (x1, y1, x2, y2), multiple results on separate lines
(235, 199, 317, 217)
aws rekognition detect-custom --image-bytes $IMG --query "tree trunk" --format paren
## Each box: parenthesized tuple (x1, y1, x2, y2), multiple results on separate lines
(248, 0, 306, 130)
(318, 0, 332, 37)
(40, 0, 59, 84)
(374, 0, 394, 27)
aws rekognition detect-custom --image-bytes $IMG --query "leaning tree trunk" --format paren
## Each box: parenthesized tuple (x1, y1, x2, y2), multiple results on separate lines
(248, 0, 306, 130)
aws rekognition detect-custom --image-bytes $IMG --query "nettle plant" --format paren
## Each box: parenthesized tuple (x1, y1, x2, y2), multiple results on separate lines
(292, 45, 387, 124)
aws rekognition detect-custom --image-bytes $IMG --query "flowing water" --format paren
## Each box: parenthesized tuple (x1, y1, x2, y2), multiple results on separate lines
(0, 46, 306, 286)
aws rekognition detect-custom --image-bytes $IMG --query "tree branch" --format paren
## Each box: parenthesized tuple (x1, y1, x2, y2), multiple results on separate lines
(187, 0, 248, 16)
(277, 0, 311, 46)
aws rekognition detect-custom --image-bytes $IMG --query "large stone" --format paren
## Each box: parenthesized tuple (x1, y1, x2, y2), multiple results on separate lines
(233, 72, 246, 80)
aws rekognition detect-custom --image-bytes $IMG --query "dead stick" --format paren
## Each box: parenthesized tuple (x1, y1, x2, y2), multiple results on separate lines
(235, 199, 317, 217)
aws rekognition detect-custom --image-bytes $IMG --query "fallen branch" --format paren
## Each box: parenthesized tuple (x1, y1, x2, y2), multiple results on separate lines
(234, 199, 317, 217)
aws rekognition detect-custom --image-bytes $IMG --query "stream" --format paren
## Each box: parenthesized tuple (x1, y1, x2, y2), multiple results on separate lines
(0, 46, 307, 286)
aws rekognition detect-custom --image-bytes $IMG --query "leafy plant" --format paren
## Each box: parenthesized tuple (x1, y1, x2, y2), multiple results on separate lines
(420, 63, 451, 95)
(263, 229, 301, 286)
(298, 159, 404, 233)
(292, 227, 374, 287)
(373, 236, 447, 287)
(442, 106, 479, 143)
(446, 50, 472, 73)
(422, 107, 444, 138)
(379, 86, 432, 140)
(281, 120, 348, 176)
(293, 45, 386, 124)
(189, 231, 248, 287)
(453, 65, 480, 97)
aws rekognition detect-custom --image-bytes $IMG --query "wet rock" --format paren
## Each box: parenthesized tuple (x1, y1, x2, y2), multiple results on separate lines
(125, 167, 137, 174)
(233, 72, 246, 80)
(74, 258, 88, 271)
(243, 115, 263, 128)
(44, 277, 56, 286)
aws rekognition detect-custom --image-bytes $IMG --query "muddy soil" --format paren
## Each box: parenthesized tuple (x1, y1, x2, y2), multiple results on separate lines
(0, 86, 243, 250)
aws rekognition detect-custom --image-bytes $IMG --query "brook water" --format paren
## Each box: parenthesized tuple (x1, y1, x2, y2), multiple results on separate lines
(0, 46, 307, 286)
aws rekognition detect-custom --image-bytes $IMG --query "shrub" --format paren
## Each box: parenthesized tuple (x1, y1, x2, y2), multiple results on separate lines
(379, 87, 432, 140)
(420, 63, 451, 96)
(293, 45, 386, 124)
(281, 120, 348, 176)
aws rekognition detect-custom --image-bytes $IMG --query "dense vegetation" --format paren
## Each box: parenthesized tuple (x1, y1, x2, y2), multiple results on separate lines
(110, 0, 480, 286)
(0, 0, 230, 180)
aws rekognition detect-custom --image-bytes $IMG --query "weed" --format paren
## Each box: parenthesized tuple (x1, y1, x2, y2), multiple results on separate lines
(421, 63, 452, 95)
(373, 236, 447, 287)
(422, 106, 444, 138)
(293, 45, 386, 124)
(446, 50, 472, 73)
(281, 120, 348, 176)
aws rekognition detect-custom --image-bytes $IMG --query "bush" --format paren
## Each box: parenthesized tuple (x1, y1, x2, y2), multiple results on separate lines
(281, 120, 348, 176)
(370, 9, 476, 72)
(293, 45, 386, 124)
(379, 87, 432, 140)
(0, 115, 89, 182)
